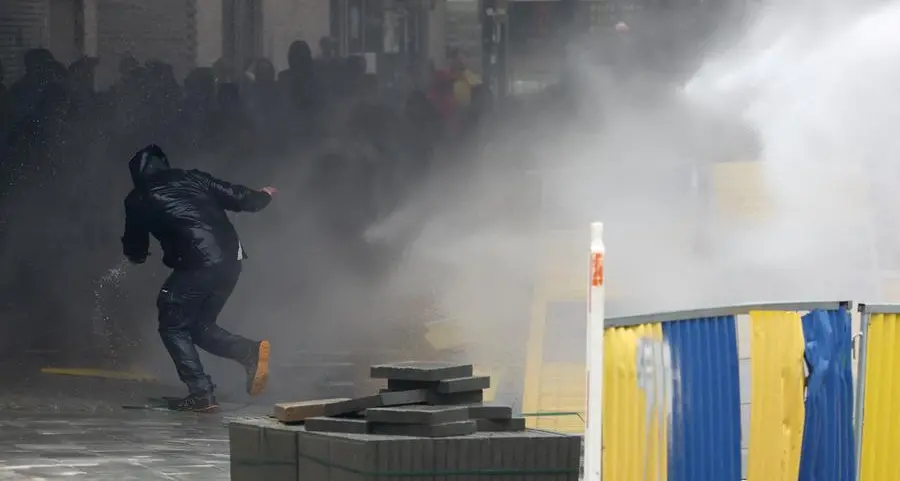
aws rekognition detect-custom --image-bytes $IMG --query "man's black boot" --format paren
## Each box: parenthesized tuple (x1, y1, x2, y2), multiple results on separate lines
(243, 340, 270, 396)
(169, 392, 218, 413)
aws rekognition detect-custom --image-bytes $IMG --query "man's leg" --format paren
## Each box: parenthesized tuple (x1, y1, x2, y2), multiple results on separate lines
(157, 269, 217, 411)
(191, 262, 270, 396)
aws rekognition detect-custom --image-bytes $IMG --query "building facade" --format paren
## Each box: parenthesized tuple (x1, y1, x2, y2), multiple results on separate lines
(2, 0, 448, 91)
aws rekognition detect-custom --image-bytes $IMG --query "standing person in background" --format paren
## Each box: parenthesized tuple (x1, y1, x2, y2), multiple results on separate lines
(448, 49, 482, 109)
(278, 40, 322, 115)
(461, 84, 492, 142)
(245, 58, 279, 116)
(0, 60, 11, 154)
(341, 55, 368, 99)
(316, 37, 342, 100)
(427, 69, 459, 139)
(212, 57, 235, 85)
(402, 90, 441, 181)
(278, 40, 323, 141)
(9, 49, 55, 124)
(177, 68, 218, 155)
(121, 144, 277, 412)
(244, 58, 283, 160)
(66, 57, 99, 117)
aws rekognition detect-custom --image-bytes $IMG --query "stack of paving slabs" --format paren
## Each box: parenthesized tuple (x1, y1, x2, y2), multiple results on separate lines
(468, 403, 528, 432)
(230, 416, 582, 481)
(374, 361, 490, 406)
(229, 361, 581, 480)
(272, 361, 528, 435)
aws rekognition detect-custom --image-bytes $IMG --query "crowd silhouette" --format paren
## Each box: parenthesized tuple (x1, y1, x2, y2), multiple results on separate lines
(0, 39, 490, 207)
(0, 38, 492, 357)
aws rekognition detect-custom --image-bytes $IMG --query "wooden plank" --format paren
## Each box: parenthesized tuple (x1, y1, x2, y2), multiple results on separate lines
(274, 398, 350, 423)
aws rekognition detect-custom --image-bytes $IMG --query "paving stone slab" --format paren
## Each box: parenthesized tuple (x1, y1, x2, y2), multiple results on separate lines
(305, 417, 370, 435)
(425, 389, 484, 405)
(370, 361, 474, 382)
(365, 405, 470, 425)
(380, 389, 429, 406)
(475, 417, 526, 432)
(323, 390, 428, 417)
(369, 420, 477, 438)
(387, 375, 491, 394)
(229, 416, 306, 481)
(467, 403, 513, 420)
(322, 395, 388, 418)
(274, 398, 351, 423)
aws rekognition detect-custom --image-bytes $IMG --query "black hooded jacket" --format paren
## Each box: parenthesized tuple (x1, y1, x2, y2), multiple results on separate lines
(278, 40, 322, 112)
(121, 145, 272, 270)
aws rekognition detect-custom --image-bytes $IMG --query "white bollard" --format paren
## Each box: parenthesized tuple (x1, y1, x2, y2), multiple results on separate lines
(584, 222, 605, 481)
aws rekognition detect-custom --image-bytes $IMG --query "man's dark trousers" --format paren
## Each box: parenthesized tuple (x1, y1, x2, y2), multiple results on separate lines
(157, 261, 254, 395)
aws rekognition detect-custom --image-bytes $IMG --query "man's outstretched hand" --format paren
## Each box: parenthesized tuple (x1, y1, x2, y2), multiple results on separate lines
(261, 186, 278, 196)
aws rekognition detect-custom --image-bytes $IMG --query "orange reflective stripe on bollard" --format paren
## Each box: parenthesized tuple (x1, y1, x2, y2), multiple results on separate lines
(591, 253, 604, 287)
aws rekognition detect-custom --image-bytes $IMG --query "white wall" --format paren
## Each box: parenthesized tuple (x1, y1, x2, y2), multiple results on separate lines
(48, 0, 81, 64)
(195, 0, 223, 67)
(94, 0, 196, 88)
(82, 0, 98, 57)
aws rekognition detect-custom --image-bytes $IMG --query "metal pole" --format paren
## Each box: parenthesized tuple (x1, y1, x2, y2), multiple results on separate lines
(854, 307, 871, 481)
(585, 222, 605, 481)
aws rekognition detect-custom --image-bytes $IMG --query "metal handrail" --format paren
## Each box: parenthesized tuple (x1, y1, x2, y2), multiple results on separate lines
(606, 300, 852, 328)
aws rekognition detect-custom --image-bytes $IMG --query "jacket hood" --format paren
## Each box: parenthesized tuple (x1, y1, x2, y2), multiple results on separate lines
(129, 144, 170, 186)
(288, 41, 313, 72)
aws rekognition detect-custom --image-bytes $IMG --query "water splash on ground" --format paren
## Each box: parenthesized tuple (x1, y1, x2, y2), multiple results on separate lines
(91, 259, 131, 362)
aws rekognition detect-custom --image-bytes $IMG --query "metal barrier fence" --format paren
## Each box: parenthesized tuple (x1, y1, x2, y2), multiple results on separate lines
(419, 218, 896, 481)
(857, 303, 900, 481)
(576, 222, 876, 481)
(586, 301, 857, 481)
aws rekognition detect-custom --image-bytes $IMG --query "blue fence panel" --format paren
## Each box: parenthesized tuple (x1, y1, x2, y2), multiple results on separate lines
(798, 308, 855, 481)
(663, 315, 742, 481)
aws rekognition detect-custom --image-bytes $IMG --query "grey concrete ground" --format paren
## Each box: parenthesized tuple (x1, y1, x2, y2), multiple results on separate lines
(0, 358, 269, 480)
(0, 344, 394, 480)
(0, 411, 233, 480)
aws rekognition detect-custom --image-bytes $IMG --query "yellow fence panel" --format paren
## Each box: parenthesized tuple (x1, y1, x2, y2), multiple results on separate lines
(603, 323, 667, 481)
(747, 311, 805, 481)
(860, 313, 900, 481)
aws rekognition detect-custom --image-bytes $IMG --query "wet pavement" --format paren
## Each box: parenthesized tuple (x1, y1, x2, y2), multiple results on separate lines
(0, 410, 237, 480)
(0, 357, 264, 480)
(0, 351, 361, 480)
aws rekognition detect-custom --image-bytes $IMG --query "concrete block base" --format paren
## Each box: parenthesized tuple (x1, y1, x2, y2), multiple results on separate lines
(230, 417, 583, 481)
